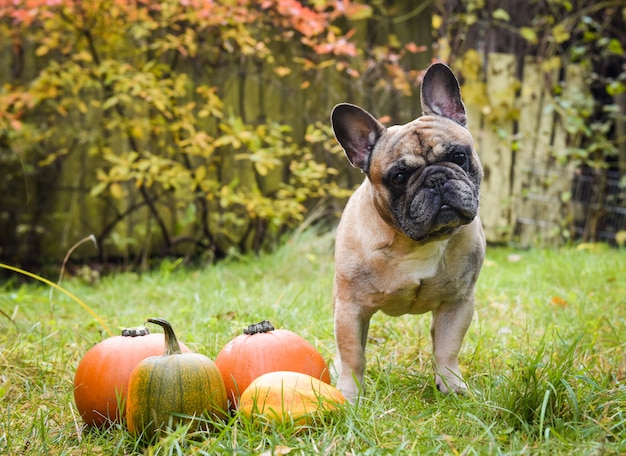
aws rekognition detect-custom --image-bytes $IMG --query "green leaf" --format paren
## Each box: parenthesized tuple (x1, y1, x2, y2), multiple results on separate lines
(520, 27, 538, 44)
(606, 81, 625, 96)
(90, 181, 108, 197)
(492, 8, 510, 22)
(102, 96, 119, 111)
(607, 38, 624, 55)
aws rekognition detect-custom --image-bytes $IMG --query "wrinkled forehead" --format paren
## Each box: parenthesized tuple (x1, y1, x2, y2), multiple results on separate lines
(373, 116, 474, 164)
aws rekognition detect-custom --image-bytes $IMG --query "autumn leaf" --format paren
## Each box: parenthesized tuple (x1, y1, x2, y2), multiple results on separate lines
(274, 66, 292, 77)
(405, 42, 427, 54)
(276, 0, 326, 38)
(342, 2, 372, 21)
(313, 29, 357, 57)
(615, 230, 626, 247)
(258, 445, 292, 456)
(552, 24, 570, 44)
(109, 183, 124, 199)
(195, 165, 207, 183)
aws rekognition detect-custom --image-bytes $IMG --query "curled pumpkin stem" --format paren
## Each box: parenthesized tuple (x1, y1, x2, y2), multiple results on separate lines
(244, 320, 275, 335)
(147, 318, 182, 355)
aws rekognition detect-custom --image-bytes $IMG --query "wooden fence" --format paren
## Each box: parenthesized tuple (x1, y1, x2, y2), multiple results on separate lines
(466, 53, 625, 246)
(2, 49, 623, 268)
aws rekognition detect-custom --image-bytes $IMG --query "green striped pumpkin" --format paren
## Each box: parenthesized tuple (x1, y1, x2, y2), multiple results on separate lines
(125, 318, 227, 439)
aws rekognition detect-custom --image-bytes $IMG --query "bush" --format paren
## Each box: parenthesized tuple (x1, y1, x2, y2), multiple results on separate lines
(0, 0, 432, 267)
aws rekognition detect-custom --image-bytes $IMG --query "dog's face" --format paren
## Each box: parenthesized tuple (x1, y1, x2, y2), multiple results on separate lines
(331, 63, 482, 243)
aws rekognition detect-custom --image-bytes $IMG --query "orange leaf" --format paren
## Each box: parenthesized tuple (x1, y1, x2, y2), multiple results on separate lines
(405, 42, 427, 54)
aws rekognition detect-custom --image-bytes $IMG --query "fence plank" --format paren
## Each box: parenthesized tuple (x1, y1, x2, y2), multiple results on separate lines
(514, 57, 561, 245)
(478, 53, 517, 242)
(513, 61, 587, 245)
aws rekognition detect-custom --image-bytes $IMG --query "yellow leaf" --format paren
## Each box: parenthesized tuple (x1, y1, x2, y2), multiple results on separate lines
(258, 446, 292, 456)
(615, 230, 626, 247)
(35, 45, 49, 57)
(195, 165, 207, 182)
(460, 49, 482, 81)
(388, 34, 401, 49)
(552, 24, 570, 44)
(254, 163, 268, 176)
(539, 56, 562, 73)
(73, 50, 93, 62)
(110, 183, 124, 199)
(576, 242, 609, 252)
(432, 14, 442, 30)
(492, 8, 510, 21)
(273, 66, 292, 77)
(520, 27, 538, 44)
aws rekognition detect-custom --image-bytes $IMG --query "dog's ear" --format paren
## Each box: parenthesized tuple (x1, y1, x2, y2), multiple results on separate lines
(420, 63, 467, 126)
(331, 103, 386, 173)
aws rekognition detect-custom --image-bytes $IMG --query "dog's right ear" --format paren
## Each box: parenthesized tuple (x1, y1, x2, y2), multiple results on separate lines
(331, 103, 386, 173)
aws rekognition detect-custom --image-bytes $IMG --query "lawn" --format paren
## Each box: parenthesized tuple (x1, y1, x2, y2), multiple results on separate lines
(1, 230, 624, 455)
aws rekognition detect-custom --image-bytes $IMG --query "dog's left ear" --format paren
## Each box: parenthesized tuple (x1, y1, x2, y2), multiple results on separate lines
(420, 63, 467, 127)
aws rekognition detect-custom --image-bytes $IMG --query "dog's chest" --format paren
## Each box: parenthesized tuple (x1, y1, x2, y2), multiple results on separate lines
(371, 241, 447, 315)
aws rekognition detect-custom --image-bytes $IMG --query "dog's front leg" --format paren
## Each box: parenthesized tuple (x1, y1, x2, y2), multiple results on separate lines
(431, 299, 474, 393)
(334, 299, 372, 402)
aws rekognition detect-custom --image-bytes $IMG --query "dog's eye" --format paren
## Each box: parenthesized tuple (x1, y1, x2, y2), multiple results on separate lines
(390, 172, 409, 187)
(451, 151, 467, 167)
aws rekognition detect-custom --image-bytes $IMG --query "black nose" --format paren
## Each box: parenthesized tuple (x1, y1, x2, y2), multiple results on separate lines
(424, 171, 447, 190)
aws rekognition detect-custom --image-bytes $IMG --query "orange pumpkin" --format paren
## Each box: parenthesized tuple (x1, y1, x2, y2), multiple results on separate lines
(73, 325, 190, 427)
(214, 320, 331, 408)
(239, 371, 345, 425)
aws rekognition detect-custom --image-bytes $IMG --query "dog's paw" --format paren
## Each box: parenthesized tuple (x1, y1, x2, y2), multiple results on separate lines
(435, 375, 468, 394)
(336, 378, 362, 404)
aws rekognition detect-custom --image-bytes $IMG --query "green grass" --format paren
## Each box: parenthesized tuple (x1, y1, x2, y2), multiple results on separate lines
(1, 231, 625, 455)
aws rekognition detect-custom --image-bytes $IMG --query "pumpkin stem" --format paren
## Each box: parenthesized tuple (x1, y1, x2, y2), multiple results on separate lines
(121, 326, 150, 337)
(243, 320, 275, 335)
(147, 318, 183, 355)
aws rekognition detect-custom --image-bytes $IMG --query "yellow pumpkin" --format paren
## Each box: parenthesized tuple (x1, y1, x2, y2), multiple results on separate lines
(215, 320, 331, 409)
(238, 371, 345, 425)
(125, 318, 227, 439)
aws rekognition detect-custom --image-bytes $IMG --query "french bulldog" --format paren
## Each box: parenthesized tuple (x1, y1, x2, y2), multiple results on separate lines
(331, 63, 485, 401)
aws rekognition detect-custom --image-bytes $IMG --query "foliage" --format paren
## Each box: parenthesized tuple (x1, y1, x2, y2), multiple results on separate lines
(0, 232, 624, 453)
(0, 0, 431, 266)
(439, 0, 625, 169)
(435, 0, 626, 244)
